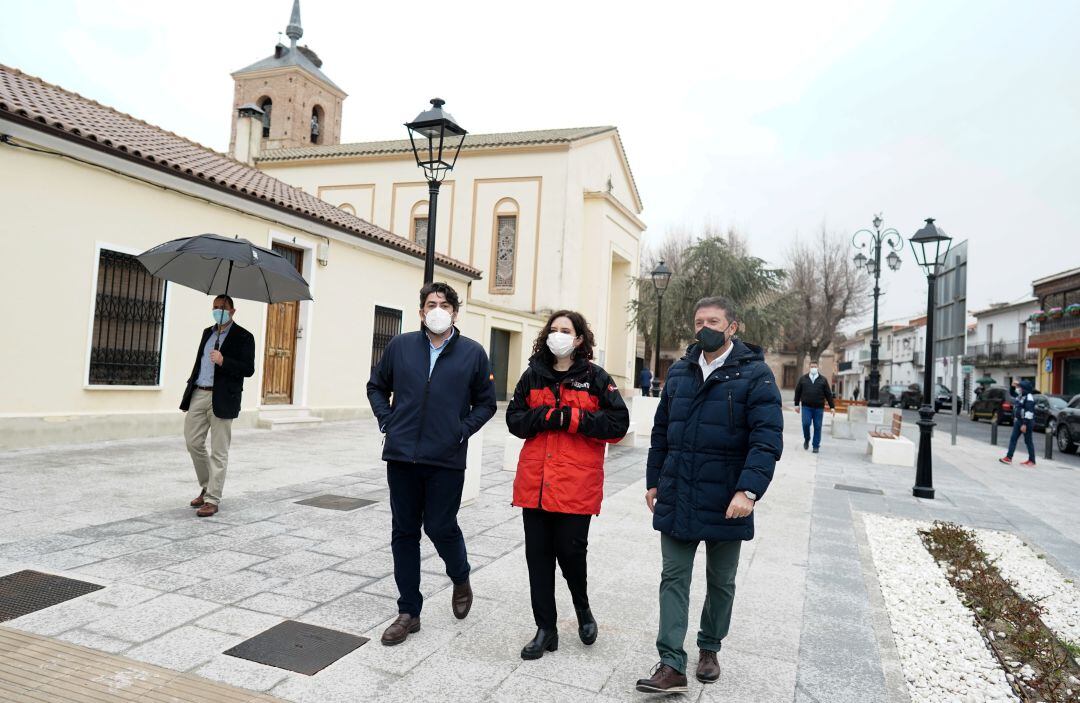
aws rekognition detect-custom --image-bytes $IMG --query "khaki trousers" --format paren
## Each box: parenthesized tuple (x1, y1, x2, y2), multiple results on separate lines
(184, 389, 232, 504)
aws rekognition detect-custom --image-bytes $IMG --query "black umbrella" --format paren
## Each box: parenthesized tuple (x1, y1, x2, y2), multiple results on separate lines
(138, 233, 313, 347)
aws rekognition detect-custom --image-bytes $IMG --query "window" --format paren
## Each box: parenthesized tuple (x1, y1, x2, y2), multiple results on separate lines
(310, 105, 324, 144)
(410, 201, 429, 248)
(491, 198, 520, 294)
(258, 97, 272, 138)
(371, 306, 402, 369)
(89, 249, 167, 385)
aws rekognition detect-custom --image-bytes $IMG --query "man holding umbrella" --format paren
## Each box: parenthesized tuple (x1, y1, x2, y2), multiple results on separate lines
(180, 295, 255, 517)
(139, 233, 312, 518)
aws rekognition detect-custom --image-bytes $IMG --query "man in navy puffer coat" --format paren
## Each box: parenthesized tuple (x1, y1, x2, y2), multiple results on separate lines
(636, 296, 783, 694)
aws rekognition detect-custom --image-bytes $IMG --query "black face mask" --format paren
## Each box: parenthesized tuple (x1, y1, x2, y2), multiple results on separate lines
(696, 325, 730, 353)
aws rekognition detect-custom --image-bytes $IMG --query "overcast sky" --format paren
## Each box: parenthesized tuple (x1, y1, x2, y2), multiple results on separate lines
(4, 0, 1078, 329)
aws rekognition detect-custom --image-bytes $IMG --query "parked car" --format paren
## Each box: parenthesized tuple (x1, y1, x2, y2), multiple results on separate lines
(1034, 394, 1070, 434)
(969, 386, 1014, 424)
(1054, 394, 1080, 454)
(900, 383, 954, 412)
(879, 384, 909, 407)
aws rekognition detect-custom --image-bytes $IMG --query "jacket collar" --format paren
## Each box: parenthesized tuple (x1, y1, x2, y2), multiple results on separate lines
(683, 338, 762, 367)
(528, 353, 590, 381)
(419, 325, 461, 354)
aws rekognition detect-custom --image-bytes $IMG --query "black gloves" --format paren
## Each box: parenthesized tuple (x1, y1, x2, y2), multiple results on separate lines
(543, 406, 572, 431)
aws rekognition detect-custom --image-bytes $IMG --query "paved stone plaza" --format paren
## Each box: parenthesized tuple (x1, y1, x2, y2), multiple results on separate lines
(1, 406, 1078, 702)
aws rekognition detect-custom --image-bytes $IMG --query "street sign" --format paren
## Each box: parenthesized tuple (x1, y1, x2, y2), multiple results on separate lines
(1045, 357, 1053, 373)
(934, 240, 968, 359)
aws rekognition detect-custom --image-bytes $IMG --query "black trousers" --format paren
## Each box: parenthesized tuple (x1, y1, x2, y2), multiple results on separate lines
(387, 462, 471, 617)
(522, 507, 592, 630)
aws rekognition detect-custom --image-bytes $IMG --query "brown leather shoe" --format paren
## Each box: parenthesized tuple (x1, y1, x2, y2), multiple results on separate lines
(190, 489, 206, 507)
(195, 502, 218, 517)
(696, 649, 720, 683)
(635, 663, 688, 693)
(380, 614, 420, 646)
(452, 578, 473, 620)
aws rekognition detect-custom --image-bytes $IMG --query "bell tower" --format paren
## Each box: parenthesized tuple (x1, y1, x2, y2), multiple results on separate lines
(228, 0, 346, 158)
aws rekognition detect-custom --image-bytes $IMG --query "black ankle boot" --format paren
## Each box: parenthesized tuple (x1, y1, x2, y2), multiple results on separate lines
(576, 607, 597, 645)
(520, 628, 558, 660)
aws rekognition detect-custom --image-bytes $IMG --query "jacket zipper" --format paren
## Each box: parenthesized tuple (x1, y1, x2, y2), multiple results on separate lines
(538, 380, 563, 509)
(728, 390, 734, 426)
(413, 336, 452, 462)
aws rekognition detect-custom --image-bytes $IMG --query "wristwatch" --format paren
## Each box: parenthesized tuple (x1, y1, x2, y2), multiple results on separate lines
(744, 490, 757, 501)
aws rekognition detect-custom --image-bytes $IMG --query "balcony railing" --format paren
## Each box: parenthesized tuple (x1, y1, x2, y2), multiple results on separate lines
(963, 340, 1038, 366)
(1030, 315, 1080, 335)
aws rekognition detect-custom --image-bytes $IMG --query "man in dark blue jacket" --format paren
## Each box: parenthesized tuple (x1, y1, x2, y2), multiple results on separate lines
(367, 282, 497, 646)
(1000, 379, 1037, 466)
(635, 296, 783, 694)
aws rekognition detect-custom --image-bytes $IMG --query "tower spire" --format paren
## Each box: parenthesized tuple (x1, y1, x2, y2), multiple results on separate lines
(285, 0, 303, 48)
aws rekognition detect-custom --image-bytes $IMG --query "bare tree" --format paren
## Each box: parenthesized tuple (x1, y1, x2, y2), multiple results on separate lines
(783, 225, 870, 368)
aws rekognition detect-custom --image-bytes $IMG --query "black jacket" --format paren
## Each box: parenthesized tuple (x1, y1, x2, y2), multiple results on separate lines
(646, 340, 784, 542)
(367, 328, 497, 470)
(180, 323, 256, 420)
(794, 373, 834, 409)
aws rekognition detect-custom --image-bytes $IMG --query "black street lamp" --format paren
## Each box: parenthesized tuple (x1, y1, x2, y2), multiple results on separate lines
(405, 98, 467, 284)
(650, 260, 673, 397)
(852, 214, 904, 406)
(909, 217, 953, 499)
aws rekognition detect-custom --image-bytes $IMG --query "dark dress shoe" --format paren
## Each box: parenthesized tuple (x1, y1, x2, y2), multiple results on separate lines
(190, 489, 206, 507)
(452, 578, 473, 620)
(635, 663, 688, 693)
(696, 649, 720, 683)
(576, 607, 597, 645)
(381, 614, 420, 646)
(195, 502, 218, 517)
(803, 440, 810, 450)
(812, 446, 820, 453)
(520, 628, 558, 660)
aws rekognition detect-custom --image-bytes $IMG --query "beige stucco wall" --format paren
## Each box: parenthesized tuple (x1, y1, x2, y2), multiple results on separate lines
(258, 132, 644, 390)
(0, 139, 472, 448)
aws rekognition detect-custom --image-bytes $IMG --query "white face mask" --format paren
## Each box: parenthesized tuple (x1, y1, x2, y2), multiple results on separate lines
(546, 332, 577, 359)
(810, 368, 819, 378)
(424, 307, 453, 335)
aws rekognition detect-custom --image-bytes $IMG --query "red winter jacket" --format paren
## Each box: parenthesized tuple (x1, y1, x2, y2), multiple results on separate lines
(506, 356, 630, 515)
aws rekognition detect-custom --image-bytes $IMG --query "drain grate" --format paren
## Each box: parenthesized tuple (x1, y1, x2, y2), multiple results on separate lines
(0, 570, 104, 623)
(224, 620, 369, 675)
(294, 494, 377, 511)
(834, 484, 885, 495)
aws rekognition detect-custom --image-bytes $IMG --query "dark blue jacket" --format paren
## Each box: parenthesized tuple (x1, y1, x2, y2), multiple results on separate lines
(646, 339, 784, 541)
(640, 368, 653, 389)
(1013, 380, 1036, 426)
(367, 328, 497, 470)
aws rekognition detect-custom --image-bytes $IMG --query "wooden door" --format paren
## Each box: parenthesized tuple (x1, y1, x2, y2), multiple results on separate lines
(262, 244, 303, 404)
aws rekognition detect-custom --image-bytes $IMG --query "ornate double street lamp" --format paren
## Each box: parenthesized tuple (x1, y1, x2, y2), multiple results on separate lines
(909, 218, 953, 499)
(405, 98, 467, 284)
(650, 260, 673, 397)
(852, 214, 904, 406)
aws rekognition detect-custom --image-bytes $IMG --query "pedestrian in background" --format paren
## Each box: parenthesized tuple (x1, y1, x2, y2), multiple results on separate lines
(180, 295, 255, 518)
(636, 296, 783, 693)
(853, 386, 860, 402)
(507, 310, 629, 660)
(367, 282, 497, 646)
(640, 367, 653, 397)
(1000, 379, 1037, 467)
(793, 360, 834, 453)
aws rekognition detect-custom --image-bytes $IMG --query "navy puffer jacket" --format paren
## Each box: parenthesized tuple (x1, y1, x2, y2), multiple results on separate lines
(646, 339, 784, 542)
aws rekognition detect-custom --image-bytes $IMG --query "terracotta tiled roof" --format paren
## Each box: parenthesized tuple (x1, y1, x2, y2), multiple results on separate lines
(0, 64, 479, 278)
(259, 125, 644, 211)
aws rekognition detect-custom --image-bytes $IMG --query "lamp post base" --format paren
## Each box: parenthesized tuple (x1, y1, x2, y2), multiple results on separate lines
(912, 403, 936, 499)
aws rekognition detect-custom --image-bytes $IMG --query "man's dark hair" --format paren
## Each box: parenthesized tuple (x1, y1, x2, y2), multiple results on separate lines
(419, 282, 460, 312)
(530, 310, 596, 365)
(693, 296, 738, 322)
(214, 294, 235, 309)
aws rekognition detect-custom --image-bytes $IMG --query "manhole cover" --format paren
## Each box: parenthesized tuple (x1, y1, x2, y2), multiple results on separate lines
(294, 495, 377, 511)
(223, 620, 369, 675)
(833, 484, 885, 495)
(0, 570, 104, 623)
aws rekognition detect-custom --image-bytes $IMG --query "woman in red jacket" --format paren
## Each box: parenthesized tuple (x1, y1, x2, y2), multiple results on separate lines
(506, 310, 630, 660)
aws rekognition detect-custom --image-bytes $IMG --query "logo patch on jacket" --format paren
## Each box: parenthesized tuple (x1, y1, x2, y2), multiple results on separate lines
(608, 383, 618, 392)
(572, 381, 591, 389)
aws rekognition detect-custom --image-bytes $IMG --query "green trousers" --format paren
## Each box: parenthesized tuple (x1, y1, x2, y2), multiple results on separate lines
(656, 532, 742, 674)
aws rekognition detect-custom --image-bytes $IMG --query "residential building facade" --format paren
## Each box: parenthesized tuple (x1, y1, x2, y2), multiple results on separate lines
(1029, 267, 1080, 397)
(965, 298, 1039, 391)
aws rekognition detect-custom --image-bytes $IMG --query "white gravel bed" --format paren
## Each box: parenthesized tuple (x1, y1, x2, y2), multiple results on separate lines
(860, 513, 1018, 703)
(975, 528, 1080, 648)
